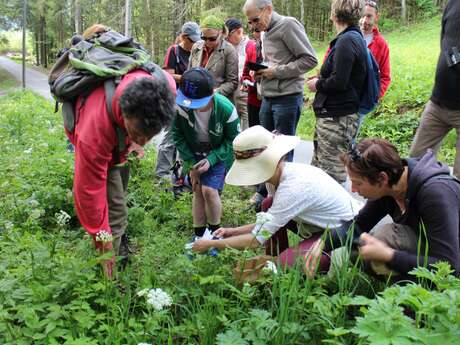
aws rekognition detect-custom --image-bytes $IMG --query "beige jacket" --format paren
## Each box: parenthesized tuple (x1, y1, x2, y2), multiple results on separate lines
(189, 39, 239, 99)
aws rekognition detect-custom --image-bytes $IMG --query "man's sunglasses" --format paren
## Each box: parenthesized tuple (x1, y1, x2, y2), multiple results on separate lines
(201, 35, 219, 42)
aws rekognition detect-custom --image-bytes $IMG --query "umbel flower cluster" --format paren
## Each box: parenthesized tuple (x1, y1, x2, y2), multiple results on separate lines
(96, 230, 113, 243)
(137, 288, 173, 311)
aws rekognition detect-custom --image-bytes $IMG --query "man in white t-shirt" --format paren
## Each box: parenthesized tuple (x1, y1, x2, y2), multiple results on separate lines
(192, 126, 361, 267)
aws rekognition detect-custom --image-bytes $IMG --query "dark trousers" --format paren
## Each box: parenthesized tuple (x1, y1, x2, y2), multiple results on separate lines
(259, 92, 303, 161)
(247, 103, 261, 128)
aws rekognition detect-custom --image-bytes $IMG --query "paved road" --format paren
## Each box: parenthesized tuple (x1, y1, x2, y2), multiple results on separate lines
(0, 56, 53, 101)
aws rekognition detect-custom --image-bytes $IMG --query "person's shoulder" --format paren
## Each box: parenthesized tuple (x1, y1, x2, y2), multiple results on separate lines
(373, 28, 390, 47)
(221, 39, 236, 53)
(215, 93, 236, 113)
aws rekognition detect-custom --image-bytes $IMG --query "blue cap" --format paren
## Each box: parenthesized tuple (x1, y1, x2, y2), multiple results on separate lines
(176, 67, 215, 109)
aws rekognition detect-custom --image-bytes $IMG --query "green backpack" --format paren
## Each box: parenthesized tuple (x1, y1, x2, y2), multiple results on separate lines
(49, 30, 164, 156)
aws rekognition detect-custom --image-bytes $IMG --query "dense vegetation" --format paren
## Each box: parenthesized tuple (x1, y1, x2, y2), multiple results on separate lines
(0, 0, 448, 65)
(0, 12, 459, 345)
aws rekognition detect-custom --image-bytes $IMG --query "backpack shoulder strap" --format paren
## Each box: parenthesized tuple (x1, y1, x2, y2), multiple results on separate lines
(104, 79, 126, 163)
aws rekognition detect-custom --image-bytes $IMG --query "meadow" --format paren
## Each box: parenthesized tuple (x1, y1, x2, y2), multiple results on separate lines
(0, 15, 459, 345)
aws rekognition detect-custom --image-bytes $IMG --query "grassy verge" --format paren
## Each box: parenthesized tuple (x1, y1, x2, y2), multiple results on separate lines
(0, 67, 19, 92)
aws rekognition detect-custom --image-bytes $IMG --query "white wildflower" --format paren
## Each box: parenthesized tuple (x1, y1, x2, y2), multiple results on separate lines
(263, 261, 278, 274)
(55, 210, 71, 227)
(96, 230, 113, 243)
(23, 148, 33, 154)
(138, 343, 152, 345)
(140, 288, 173, 311)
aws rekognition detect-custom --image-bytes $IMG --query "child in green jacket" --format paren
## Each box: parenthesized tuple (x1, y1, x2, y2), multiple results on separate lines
(173, 67, 240, 242)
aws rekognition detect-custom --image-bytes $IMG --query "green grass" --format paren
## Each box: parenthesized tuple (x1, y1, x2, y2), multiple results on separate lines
(0, 67, 19, 91)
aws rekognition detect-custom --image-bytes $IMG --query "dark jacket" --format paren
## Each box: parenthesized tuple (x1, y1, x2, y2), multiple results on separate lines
(313, 26, 367, 118)
(325, 150, 460, 278)
(431, 0, 460, 110)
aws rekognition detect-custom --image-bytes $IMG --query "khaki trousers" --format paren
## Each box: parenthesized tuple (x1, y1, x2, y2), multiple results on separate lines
(410, 100, 460, 178)
(107, 165, 130, 256)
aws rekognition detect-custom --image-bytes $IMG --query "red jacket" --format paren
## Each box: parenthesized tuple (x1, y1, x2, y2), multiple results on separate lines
(67, 70, 175, 237)
(241, 39, 261, 107)
(368, 27, 391, 99)
(322, 26, 391, 99)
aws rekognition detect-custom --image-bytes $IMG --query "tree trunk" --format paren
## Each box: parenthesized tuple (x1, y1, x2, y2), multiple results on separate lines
(300, 0, 305, 25)
(401, 0, 407, 24)
(75, 0, 82, 34)
(125, 0, 132, 37)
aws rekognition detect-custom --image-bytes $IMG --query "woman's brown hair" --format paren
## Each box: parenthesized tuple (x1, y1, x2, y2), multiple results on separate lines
(340, 138, 404, 186)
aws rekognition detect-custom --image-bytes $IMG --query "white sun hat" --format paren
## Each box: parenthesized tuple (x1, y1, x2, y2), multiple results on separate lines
(225, 125, 300, 186)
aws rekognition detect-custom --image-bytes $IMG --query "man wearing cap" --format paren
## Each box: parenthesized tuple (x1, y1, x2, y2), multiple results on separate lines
(189, 15, 239, 100)
(191, 126, 361, 267)
(173, 67, 240, 241)
(225, 18, 256, 130)
(156, 21, 202, 180)
(243, 0, 318, 157)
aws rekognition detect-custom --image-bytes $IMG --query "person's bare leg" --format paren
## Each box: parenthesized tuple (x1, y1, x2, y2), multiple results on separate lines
(192, 185, 207, 230)
(202, 186, 222, 226)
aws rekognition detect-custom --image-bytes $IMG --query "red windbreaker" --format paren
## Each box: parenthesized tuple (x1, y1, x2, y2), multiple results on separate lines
(67, 70, 175, 237)
(368, 27, 391, 99)
(241, 39, 261, 107)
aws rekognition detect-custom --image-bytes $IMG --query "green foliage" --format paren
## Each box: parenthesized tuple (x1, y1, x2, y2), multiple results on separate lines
(351, 263, 460, 345)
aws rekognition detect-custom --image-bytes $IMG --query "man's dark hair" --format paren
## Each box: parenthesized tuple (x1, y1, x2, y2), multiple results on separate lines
(119, 76, 175, 138)
(340, 138, 404, 187)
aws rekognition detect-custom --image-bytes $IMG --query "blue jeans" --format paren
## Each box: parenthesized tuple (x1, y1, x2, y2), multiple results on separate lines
(259, 92, 303, 161)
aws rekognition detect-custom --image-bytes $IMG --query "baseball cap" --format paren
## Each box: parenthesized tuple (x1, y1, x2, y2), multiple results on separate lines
(181, 22, 201, 43)
(176, 67, 215, 109)
(225, 18, 243, 33)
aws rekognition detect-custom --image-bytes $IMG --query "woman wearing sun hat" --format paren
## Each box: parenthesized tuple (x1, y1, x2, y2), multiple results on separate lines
(189, 14, 239, 100)
(192, 125, 361, 268)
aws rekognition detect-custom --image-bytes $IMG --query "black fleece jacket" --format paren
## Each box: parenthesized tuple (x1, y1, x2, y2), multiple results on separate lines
(431, 0, 460, 110)
(325, 150, 460, 277)
(313, 26, 367, 117)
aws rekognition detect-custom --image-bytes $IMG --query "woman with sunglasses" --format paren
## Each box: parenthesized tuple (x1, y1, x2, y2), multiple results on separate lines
(305, 138, 460, 282)
(188, 15, 239, 101)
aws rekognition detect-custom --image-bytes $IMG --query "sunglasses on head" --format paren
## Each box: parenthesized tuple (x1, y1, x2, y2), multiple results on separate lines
(201, 35, 219, 42)
(365, 0, 379, 10)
